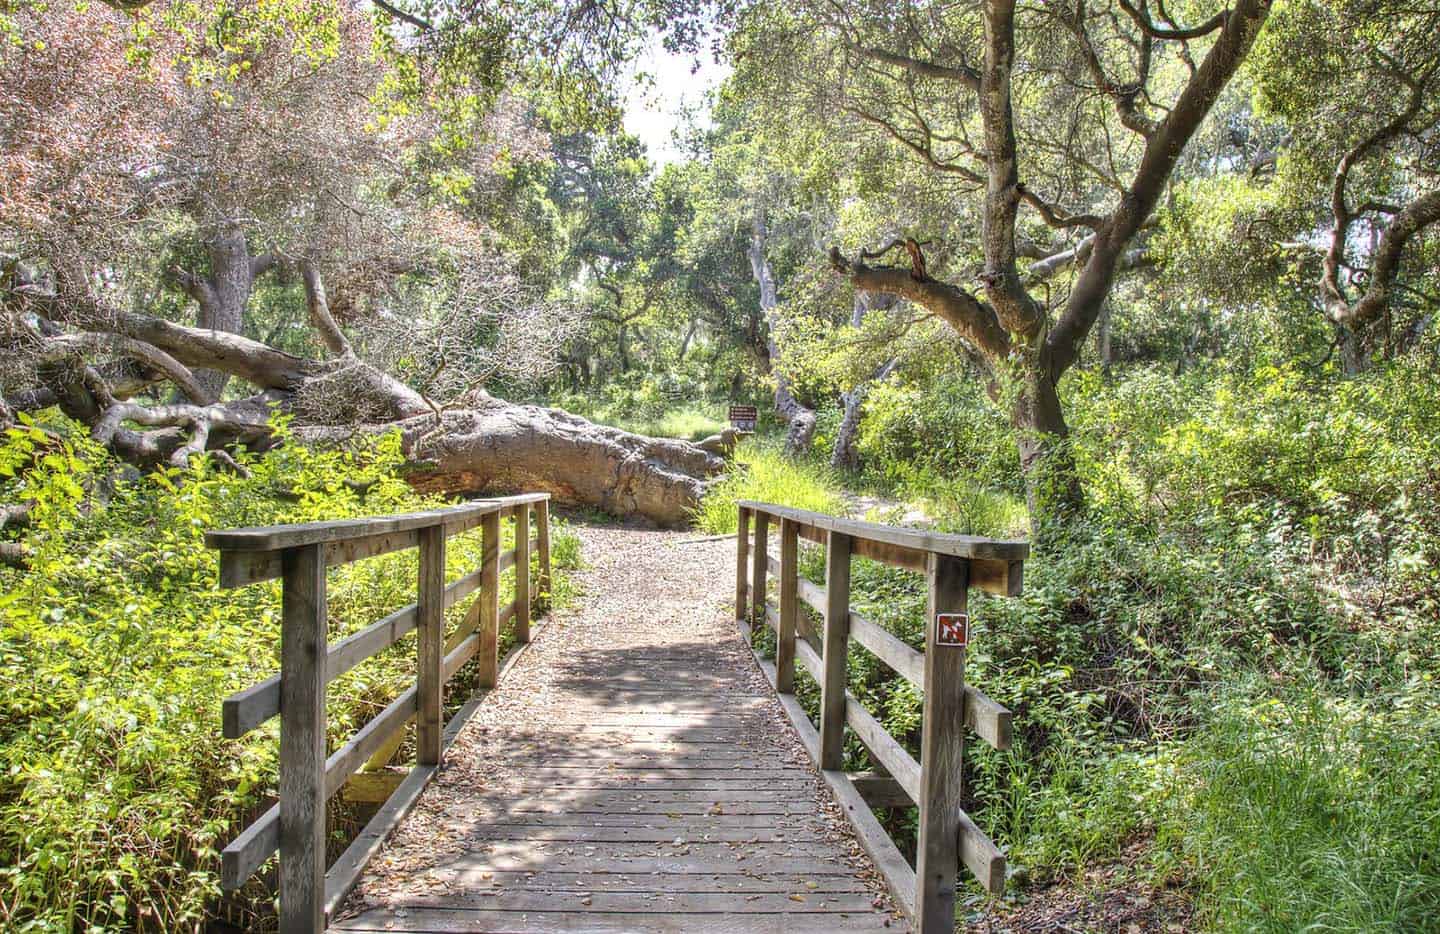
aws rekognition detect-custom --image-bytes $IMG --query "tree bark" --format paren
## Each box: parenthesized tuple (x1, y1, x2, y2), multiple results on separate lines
(370, 399, 720, 527)
(1012, 366, 1084, 533)
(830, 291, 898, 471)
(168, 225, 274, 400)
(749, 212, 816, 455)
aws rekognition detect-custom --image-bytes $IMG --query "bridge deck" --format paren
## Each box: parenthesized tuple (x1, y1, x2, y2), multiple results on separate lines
(332, 525, 908, 933)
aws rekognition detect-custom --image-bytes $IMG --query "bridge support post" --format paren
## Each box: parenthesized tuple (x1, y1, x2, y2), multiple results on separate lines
(775, 518, 799, 692)
(734, 506, 750, 626)
(515, 504, 532, 642)
(278, 543, 326, 934)
(535, 499, 552, 613)
(417, 525, 445, 766)
(916, 553, 971, 934)
(819, 531, 852, 771)
(477, 510, 501, 688)
(749, 511, 769, 635)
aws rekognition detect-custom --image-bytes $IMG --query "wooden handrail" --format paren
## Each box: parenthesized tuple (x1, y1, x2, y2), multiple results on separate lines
(211, 493, 552, 933)
(736, 501, 1026, 934)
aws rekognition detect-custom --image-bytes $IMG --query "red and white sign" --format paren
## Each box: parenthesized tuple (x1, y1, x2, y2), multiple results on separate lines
(935, 613, 968, 647)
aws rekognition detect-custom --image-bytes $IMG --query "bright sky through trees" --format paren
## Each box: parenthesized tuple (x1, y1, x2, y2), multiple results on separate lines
(622, 37, 729, 166)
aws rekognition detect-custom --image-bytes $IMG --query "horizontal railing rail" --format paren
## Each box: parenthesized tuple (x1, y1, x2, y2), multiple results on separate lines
(735, 500, 1027, 934)
(210, 493, 552, 933)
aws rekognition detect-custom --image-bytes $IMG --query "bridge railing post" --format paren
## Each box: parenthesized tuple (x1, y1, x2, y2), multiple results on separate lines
(734, 506, 751, 627)
(515, 504, 532, 643)
(477, 509, 501, 688)
(775, 517, 799, 693)
(416, 523, 445, 766)
(278, 543, 327, 934)
(915, 553, 971, 934)
(749, 510, 769, 635)
(535, 499, 552, 613)
(818, 530, 852, 771)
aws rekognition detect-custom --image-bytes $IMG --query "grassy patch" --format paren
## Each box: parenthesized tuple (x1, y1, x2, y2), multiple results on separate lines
(691, 440, 847, 533)
(1165, 687, 1440, 931)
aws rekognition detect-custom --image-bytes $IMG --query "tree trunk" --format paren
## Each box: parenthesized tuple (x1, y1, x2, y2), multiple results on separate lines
(1012, 364, 1084, 534)
(748, 212, 815, 456)
(190, 226, 262, 400)
(1096, 299, 1113, 373)
(830, 291, 898, 471)
(384, 399, 720, 527)
(1338, 323, 1368, 375)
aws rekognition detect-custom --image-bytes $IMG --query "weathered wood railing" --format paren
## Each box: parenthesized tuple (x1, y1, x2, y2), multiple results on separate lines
(734, 500, 1028, 934)
(209, 493, 552, 933)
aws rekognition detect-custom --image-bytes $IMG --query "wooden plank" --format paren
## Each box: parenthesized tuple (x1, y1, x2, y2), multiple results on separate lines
(734, 506, 750, 623)
(278, 543, 326, 933)
(850, 534, 927, 572)
(333, 908, 896, 933)
(416, 524, 444, 766)
(375, 892, 881, 913)
(966, 686, 1013, 750)
(221, 799, 279, 890)
(845, 697, 920, 804)
(476, 509, 500, 688)
(849, 612, 925, 686)
(795, 638, 824, 685)
(798, 576, 825, 615)
(777, 518, 799, 693)
(217, 529, 419, 589)
(740, 500, 1028, 562)
(514, 503, 531, 643)
(915, 553, 971, 932)
(849, 771, 913, 808)
(758, 659, 918, 921)
(819, 530, 852, 771)
(209, 502, 498, 554)
(750, 510, 769, 634)
(442, 602, 513, 681)
(324, 687, 419, 797)
(969, 557, 1024, 598)
(959, 807, 1006, 896)
(340, 769, 405, 804)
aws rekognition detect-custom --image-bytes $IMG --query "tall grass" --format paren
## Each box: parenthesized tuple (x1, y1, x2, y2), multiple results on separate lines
(692, 441, 847, 533)
(1167, 687, 1440, 931)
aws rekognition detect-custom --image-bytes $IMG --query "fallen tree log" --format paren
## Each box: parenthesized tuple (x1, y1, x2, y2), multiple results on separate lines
(8, 276, 723, 527)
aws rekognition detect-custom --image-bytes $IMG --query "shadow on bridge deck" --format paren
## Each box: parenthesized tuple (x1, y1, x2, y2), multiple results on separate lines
(330, 526, 907, 933)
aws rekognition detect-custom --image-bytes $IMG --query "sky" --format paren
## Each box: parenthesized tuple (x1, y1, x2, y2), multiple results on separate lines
(621, 38, 731, 167)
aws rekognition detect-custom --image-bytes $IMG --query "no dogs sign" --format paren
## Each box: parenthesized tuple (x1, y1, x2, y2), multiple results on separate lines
(935, 613, 969, 647)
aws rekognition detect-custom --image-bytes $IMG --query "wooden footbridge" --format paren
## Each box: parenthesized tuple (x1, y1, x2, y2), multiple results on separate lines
(210, 496, 1028, 933)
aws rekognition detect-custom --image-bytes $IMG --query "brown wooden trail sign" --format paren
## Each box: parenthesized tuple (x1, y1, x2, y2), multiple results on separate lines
(729, 403, 758, 432)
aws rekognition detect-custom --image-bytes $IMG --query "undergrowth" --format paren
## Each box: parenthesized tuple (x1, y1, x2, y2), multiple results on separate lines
(0, 415, 580, 931)
(696, 357, 1440, 930)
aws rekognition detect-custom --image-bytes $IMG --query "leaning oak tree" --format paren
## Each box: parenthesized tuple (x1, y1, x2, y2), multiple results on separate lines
(1, 1, 721, 526)
(734, 0, 1272, 524)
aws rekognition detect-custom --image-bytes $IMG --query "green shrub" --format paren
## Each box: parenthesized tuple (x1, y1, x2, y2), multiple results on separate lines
(0, 415, 579, 931)
(691, 440, 847, 533)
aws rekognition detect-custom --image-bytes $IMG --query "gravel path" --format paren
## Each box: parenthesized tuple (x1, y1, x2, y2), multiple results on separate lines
(334, 521, 908, 933)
